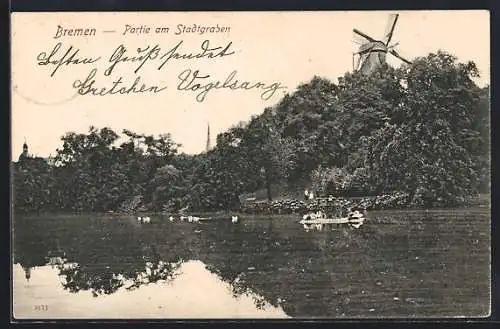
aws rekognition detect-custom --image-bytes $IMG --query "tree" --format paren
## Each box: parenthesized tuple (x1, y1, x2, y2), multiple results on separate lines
(242, 109, 295, 200)
(273, 77, 342, 182)
(13, 157, 53, 213)
(150, 164, 187, 212)
(359, 51, 484, 206)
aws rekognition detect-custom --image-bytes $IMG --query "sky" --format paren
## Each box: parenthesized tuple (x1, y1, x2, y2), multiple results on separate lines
(11, 10, 490, 159)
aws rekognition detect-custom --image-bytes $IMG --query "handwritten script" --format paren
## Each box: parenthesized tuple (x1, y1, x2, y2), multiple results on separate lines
(35, 39, 287, 102)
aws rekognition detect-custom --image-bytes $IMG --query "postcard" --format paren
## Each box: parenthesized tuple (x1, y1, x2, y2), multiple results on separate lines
(11, 11, 491, 320)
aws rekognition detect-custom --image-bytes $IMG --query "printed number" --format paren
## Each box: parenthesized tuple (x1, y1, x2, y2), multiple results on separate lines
(34, 305, 48, 311)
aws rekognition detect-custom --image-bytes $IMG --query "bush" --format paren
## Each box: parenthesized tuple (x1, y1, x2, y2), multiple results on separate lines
(349, 167, 377, 196)
(240, 192, 413, 215)
(311, 166, 379, 197)
(311, 166, 352, 197)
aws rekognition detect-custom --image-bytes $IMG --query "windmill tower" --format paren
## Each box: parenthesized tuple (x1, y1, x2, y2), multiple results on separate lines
(205, 123, 211, 152)
(352, 13, 412, 75)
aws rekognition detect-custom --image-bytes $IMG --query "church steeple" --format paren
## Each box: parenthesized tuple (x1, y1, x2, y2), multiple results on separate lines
(206, 123, 211, 152)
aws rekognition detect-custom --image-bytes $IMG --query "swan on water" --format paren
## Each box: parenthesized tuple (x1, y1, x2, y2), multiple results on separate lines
(143, 216, 151, 223)
(180, 216, 187, 221)
(168, 216, 174, 222)
(231, 215, 239, 224)
(137, 216, 142, 223)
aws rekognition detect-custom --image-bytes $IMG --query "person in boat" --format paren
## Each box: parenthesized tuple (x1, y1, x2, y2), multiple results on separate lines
(347, 208, 365, 223)
(349, 209, 364, 218)
(345, 207, 352, 217)
(304, 189, 309, 201)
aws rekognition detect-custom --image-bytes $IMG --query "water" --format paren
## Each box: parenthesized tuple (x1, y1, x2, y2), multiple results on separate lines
(12, 208, 490, 319)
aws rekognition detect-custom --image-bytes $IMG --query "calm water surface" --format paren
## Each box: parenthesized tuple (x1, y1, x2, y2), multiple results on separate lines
(12, 208, 490, 319)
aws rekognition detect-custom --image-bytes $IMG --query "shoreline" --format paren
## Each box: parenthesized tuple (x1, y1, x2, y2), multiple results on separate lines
(13, 194, 489, 219)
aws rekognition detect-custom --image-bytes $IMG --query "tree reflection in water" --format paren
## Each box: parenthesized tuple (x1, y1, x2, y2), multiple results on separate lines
(13, 215, 374, 315)
(13, 211, 491, 317)
(195, 219, 365, 316)
(13, 215, 190, 297)
(56, 257, 183, 297)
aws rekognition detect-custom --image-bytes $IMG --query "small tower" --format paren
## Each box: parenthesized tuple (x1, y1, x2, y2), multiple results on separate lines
(19, 139, 29, 161)
(205, 123, 211, 152)
(23, 139, 28, 154)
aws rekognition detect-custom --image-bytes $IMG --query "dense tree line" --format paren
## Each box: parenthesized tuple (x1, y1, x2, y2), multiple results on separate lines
(12, 51, 490, 213)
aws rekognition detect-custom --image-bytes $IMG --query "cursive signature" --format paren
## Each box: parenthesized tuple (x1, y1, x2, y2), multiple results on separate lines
(177, 69, 286, 102)
(36, 42, 101, 77)
(73, 68, 167, 96)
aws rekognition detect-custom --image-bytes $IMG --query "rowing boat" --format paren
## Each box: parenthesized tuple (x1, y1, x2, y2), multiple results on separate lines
(299, 213, 365, 229)
(299, 217, 362, 225)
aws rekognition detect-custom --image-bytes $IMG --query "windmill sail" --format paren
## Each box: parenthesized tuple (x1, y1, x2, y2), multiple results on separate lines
(389, 48, 412, 65)
(383, 14, 399, 45)
(352, 13, 411, 74)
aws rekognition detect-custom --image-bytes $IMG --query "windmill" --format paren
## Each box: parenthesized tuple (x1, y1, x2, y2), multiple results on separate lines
(352, 13, 412, 74)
